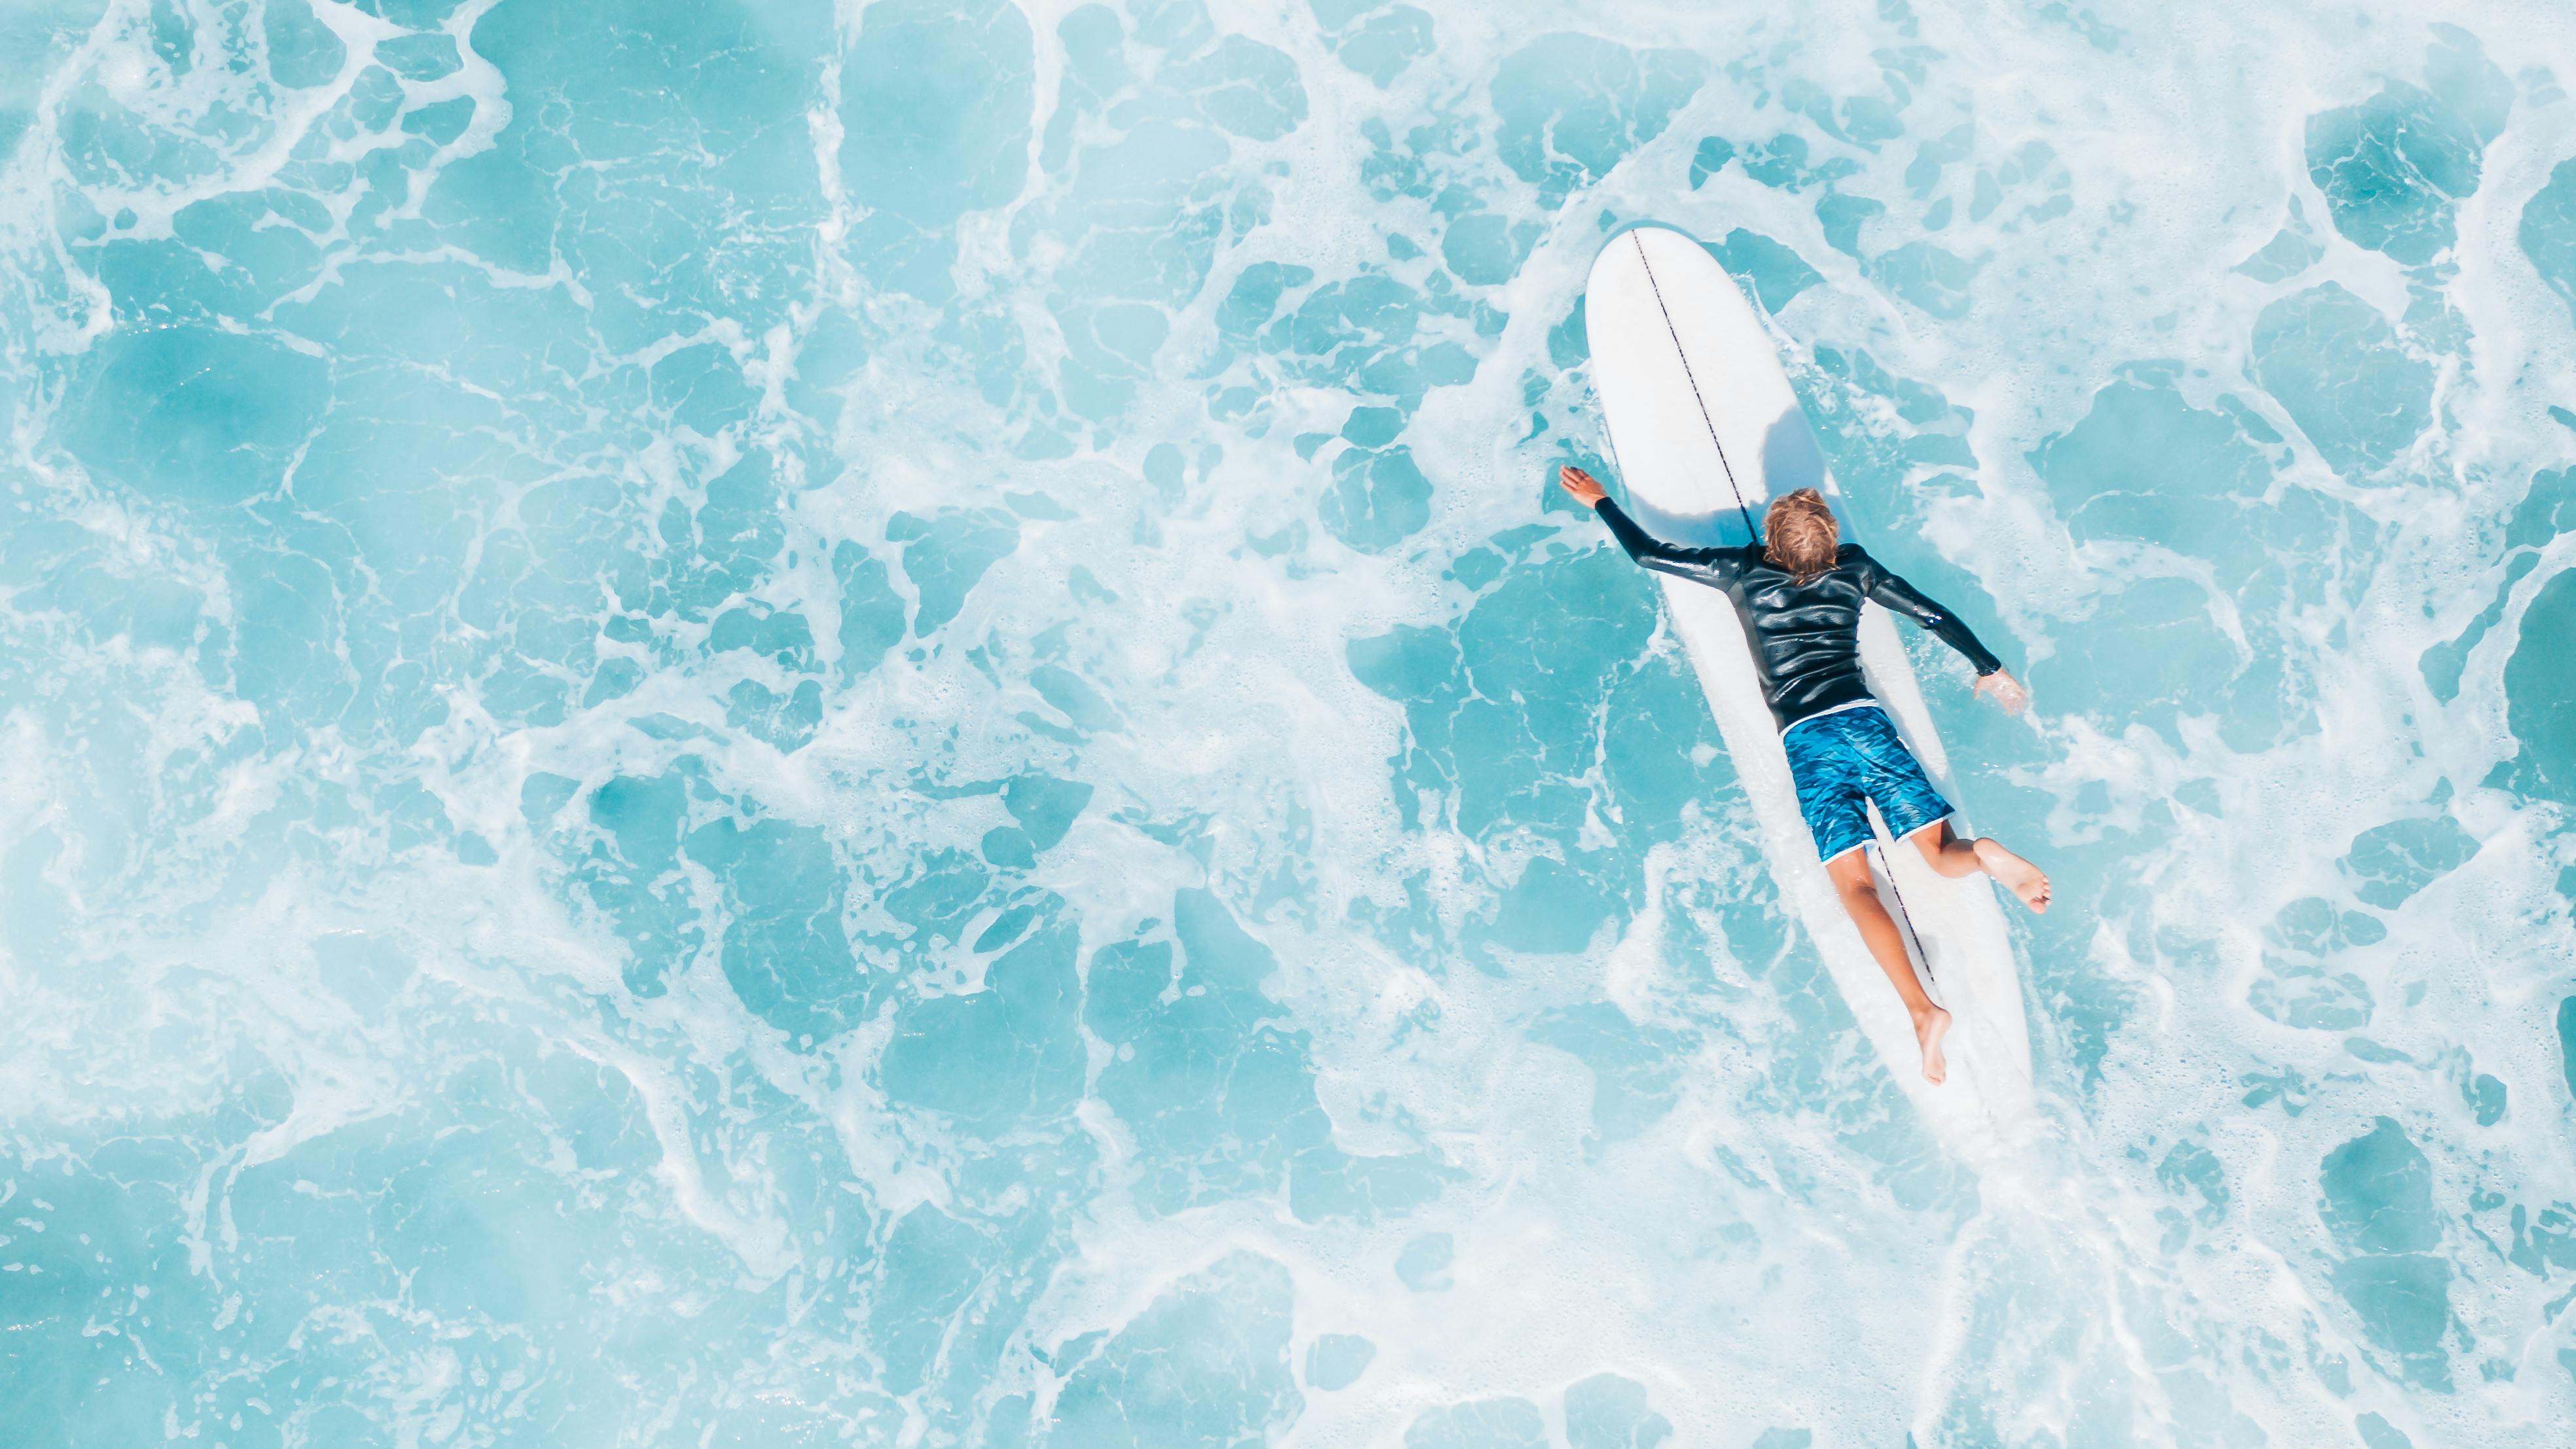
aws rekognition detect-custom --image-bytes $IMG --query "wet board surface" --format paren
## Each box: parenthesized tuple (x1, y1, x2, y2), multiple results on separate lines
(1583, 223, 2035, 1146)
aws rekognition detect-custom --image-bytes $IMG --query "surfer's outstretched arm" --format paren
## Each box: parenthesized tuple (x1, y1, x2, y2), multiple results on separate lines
(1557, 465, 1741, 581)
(1850, 548, 2030, 713)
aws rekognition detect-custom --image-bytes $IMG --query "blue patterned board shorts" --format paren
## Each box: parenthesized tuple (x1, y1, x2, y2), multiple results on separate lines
(1781, 705, 1953, 863)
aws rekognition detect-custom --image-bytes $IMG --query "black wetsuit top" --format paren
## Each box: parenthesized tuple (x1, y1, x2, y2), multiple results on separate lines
(1596, 499, 2001, 732)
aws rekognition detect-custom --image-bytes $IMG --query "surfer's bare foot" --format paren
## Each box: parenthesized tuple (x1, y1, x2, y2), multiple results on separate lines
(1913, 1005, 1951, 1084)
(1975, 838, 2050, 914)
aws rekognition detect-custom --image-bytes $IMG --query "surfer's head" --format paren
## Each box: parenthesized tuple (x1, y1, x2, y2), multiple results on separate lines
(1763, 488, 1840, 582)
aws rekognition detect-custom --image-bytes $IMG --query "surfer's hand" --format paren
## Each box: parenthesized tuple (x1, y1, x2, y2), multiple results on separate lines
(1557, 465, 1607, 509)
(1975, 669, 2030, 715)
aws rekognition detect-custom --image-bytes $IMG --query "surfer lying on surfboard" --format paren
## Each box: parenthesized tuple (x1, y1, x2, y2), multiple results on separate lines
(1558, 465, 2050, 1084)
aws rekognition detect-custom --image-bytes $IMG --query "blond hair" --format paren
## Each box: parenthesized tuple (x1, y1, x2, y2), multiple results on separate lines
(1763, 489, 1840, 583)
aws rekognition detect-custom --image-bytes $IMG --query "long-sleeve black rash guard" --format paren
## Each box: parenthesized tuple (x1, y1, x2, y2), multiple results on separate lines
(1596, 497, 2002, 732)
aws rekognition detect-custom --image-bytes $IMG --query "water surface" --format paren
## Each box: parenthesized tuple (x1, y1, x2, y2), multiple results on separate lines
(5, 1, 2576, 1444)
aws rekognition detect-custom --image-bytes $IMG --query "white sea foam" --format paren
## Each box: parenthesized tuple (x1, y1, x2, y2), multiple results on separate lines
(3, 0, 2575, 1444)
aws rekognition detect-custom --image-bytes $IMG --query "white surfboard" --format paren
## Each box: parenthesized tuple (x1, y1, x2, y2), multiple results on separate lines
(1583, 224, 2034, 1145)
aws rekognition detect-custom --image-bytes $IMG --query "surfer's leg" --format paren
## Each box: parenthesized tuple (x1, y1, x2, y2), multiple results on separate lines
(1850, 711, 2056, 916)
(1792, 715, 1951, 1082)
(1911, 821, 2051, 912)
(1824, 848, 1950, 1084)
(1911, 819, 1983, 877)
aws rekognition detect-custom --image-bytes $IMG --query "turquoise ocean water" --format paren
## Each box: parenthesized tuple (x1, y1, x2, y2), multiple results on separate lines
(5, 0, 2576, 1443)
